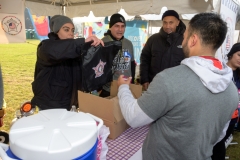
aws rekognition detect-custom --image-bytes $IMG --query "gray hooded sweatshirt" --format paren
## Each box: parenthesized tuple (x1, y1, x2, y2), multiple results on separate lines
(118, 56, 238, 160)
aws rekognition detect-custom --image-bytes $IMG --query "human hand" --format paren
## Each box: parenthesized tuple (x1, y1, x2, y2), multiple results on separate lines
(118, 75, 132, 87)
(143, 82, 149, 91)
(85, 35, 104, 46)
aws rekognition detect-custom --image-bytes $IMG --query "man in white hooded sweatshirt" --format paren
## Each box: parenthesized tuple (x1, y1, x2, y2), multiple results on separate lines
(117, 12, 239, 160)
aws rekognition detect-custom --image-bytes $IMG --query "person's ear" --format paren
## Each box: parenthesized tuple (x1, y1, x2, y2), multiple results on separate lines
(176, 20, 180, 27)
(189, 34, 198, 48)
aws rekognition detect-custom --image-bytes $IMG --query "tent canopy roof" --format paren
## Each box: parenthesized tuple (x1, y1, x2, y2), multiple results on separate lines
(25, 0, 215, 17)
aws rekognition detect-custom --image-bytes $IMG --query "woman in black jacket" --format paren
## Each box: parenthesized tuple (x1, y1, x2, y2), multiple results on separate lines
(31, 15, 103, 110)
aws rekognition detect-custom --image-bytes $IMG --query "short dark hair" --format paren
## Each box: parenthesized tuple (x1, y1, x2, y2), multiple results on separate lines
(188, 12, 227, 51)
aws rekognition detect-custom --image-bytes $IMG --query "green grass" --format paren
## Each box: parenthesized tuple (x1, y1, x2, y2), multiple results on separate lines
(0, 40, 240, 159)
(0, 40, 38, 132)
(226, 131, 240, 159)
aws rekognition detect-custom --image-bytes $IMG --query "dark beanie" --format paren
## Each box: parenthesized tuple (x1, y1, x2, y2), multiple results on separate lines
(227, 43, 240, 58)
(50, 15, 74, 33)
(109, 13, 126, 28)
(162, 10, 180, 20)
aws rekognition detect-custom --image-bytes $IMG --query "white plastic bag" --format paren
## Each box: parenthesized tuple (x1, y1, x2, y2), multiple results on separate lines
(97, 125, 110, 160)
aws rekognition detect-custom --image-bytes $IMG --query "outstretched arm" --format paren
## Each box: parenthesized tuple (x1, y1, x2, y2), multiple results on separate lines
(117, 75, 153, 128)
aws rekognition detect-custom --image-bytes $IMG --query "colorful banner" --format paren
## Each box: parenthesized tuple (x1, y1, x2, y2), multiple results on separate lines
(125, 20, 148, 64)
(0, 0, 26, 43)
(25, 8, 50, 41)
(215, 0, 239, 63)
(83, 21, 108, 39)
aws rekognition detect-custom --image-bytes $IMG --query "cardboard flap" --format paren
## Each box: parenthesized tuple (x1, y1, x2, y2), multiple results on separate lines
(110, 80, 142, 98)
(110, 96, 124, 122)
(78, 91, 115, 122)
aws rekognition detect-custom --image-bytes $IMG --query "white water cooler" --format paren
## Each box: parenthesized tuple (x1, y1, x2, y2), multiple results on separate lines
(0, 109, 103, 160)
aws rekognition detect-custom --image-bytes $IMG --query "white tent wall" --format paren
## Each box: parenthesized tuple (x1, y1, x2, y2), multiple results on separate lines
(24, 0, 215, 17)
(24, 1, 64, 16)
(0, 0, 26, 43)
(66, 0, 214, 17)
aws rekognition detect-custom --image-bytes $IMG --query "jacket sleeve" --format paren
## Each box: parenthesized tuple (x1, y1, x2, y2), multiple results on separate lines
(131, 61, 136, 84)
(37, 38, 85, 66)
(118, 84, 154, 128)
(140, 37, 152, 84)
(130, 42, 136, 84)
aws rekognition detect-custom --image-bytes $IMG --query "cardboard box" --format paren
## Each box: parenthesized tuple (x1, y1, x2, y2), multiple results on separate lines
(78, 80, 142, 139)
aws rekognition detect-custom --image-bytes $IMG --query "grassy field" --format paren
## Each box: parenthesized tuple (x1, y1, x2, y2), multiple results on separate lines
(0, 40, 240, 159)
(0, 40, 38, 131)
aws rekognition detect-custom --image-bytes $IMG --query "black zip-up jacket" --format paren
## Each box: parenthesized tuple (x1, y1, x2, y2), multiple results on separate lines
(140, 20, 186, 84)
(31, 33, 85, 110)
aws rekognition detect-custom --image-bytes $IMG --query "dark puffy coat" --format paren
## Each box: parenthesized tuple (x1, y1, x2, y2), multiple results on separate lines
(140, 21, 186, 84)
(31, 33, 85, 110)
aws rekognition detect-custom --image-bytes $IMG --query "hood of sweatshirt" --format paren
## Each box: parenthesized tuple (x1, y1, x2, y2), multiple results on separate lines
(181, 56, 233, 93)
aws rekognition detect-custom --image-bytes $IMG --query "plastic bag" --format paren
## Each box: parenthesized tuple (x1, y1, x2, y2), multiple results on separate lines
(97, 125, 110, 160)
(81, 41, 122, 92)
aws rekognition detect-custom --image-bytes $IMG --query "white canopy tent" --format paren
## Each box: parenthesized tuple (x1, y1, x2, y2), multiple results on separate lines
(73, 11, 105, 22)
(24, 0, 216, 17)
(23, 0, 240, 42)
(24, 0, 240, 29)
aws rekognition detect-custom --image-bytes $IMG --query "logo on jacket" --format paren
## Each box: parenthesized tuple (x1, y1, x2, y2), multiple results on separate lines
(177, 45, 182, 48)
(92, 59, 106, 78)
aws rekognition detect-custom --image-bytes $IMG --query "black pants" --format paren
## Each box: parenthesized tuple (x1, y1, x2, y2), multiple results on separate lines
(211, 138, 226, 160)
(224, 118, 238, 142)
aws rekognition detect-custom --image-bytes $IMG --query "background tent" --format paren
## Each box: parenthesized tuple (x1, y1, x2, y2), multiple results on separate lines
(24, 0, 240, 29)
(24, 0, 215, 17)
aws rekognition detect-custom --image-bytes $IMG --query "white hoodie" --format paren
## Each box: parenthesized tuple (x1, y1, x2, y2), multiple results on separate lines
(181, 56, 233, 93)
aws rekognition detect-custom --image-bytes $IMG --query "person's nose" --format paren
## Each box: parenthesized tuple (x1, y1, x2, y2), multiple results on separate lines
(166, 23, 170, 28)
(119, 26, 124, 32)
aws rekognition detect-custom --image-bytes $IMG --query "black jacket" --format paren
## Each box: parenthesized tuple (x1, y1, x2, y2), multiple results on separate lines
(31, 33, 85, 110)
(140, 21, 186, 84)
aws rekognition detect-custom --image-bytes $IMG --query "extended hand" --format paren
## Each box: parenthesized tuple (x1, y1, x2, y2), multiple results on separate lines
(118, 75, 132, 87)
(143, 82, 149, 91)
(85, 35, 104, 46)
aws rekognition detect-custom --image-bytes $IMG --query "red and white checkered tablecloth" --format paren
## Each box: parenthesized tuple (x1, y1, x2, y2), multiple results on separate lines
(106, 125, 149, 160)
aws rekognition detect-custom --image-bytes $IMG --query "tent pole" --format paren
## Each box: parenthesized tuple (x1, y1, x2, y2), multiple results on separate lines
(60, 0, 66, 15)
(147, 20, 151, 37)
(61, 5, 66, 15)
(238, 31, 240, 42)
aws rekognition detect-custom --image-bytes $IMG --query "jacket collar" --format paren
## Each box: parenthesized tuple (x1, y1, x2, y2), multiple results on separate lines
(48, 32, 60, 40)
(159, 29, 180, 45)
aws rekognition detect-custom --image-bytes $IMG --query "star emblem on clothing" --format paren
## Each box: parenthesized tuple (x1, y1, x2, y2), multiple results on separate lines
(92, 60, 106, 78)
